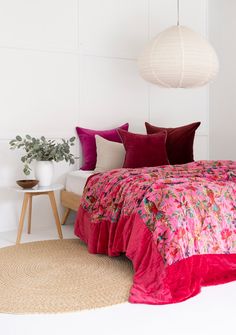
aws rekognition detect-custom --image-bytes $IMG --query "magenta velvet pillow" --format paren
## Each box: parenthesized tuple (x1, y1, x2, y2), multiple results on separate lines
(117, 129, 169, 168)
(76, 123, 129, 170)
(145, 122, 200, 165)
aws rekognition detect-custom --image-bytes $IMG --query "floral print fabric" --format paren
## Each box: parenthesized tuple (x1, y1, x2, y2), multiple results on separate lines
(81, 161, 236, 266)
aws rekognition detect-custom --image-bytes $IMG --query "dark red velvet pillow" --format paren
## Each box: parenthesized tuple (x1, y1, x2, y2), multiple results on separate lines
(145, 122, 201, 165)
(117, 129, 169, 168)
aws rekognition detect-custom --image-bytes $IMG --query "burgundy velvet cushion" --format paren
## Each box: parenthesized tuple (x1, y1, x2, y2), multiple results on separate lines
(76, 123, 129, 170)
(145, 122, 201, 165)
(117, 128, 169, 169)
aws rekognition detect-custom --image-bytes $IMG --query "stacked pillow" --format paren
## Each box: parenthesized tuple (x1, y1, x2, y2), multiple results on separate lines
(94, 135, 125, 173)
(117, 128, 169, 168)
(76, 123, 128, 170)
(76, 121, 200, 171)
(145, 122, 201, 165)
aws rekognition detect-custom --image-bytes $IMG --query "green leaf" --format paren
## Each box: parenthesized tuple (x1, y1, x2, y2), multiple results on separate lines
(16, 135, 22, 141)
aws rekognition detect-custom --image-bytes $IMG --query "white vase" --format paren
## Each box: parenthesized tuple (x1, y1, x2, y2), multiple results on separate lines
(35, 161, 54, 187)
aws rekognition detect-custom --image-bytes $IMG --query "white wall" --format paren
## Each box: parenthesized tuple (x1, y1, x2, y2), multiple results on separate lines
(0, 0, 209, 233)
(209, 0, 236, 160)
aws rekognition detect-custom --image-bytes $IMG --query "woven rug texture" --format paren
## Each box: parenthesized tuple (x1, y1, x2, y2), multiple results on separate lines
(0, 239, 133, 314)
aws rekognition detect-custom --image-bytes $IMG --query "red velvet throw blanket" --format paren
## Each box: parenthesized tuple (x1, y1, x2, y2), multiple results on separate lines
(74, 161, 236, 304)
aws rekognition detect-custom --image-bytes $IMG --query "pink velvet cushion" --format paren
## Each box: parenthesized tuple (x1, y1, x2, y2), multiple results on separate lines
(145, 122, 201, 165)
(117, 128, 169, 168)
(76, 123, 129, 170)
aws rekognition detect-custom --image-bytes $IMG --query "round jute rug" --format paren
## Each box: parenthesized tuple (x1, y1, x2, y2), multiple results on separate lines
(0, 239, 133, 314)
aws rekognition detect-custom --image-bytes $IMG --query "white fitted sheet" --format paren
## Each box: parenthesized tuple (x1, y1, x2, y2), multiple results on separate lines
(65, 170, 95, 196)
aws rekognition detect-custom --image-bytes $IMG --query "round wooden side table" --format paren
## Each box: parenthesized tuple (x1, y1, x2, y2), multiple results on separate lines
(15, 184, 64, 244)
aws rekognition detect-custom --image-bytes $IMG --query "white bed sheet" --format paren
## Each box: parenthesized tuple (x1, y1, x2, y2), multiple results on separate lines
(65, 170, 94, 196)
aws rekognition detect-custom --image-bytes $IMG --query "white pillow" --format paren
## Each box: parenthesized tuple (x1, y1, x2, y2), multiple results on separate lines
(95, 135, 125, 173)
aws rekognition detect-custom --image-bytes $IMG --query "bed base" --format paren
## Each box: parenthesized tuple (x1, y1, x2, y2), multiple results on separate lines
(60, 190, 81, 225)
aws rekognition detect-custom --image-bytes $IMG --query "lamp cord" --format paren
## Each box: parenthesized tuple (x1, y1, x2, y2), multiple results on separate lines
(177, 0, 180, 26)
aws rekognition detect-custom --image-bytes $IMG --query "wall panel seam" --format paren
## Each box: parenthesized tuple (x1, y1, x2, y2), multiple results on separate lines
(0, 45, 137, 61)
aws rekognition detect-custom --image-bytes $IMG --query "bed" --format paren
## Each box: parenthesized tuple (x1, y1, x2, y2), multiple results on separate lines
(61, 170, 94, 225)
(74, 160, 236, 305)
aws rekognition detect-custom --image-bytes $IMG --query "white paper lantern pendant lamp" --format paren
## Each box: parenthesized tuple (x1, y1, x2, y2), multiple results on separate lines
(138, 0, 219, 88)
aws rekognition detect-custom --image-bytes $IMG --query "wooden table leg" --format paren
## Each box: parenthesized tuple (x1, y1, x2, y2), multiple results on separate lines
(61, 208, 70, 225)
(48, 191, 63, 240)
(16, 193, 29, 244)
(27, 194, 32, 234)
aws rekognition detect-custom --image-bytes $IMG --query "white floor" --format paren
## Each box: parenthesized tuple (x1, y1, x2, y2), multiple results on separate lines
(0, 224, 236, 335)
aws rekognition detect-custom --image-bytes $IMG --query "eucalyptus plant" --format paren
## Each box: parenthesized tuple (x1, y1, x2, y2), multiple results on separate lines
(9, 135, 76, 175)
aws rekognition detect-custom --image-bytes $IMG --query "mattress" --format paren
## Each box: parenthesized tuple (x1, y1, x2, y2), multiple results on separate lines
(65, 170, 94, 196)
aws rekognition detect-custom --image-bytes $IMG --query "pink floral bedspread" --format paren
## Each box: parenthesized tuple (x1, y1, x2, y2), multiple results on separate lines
(75, 161, 236, 304)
